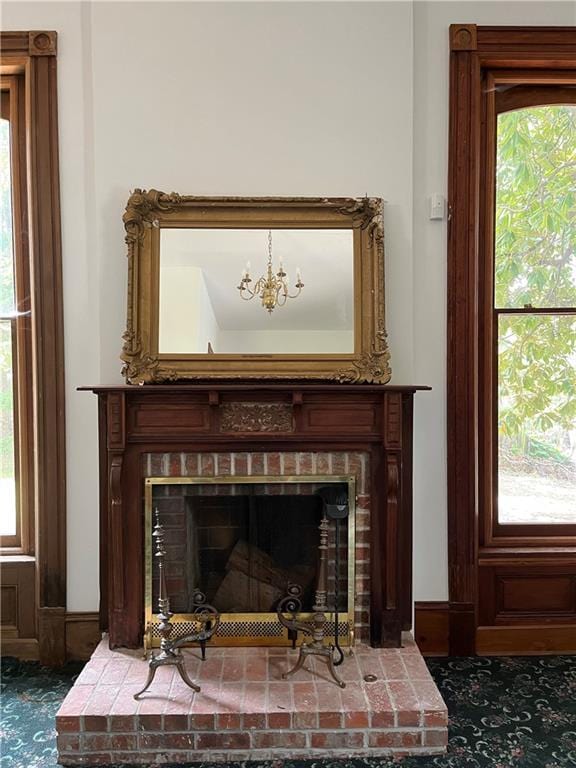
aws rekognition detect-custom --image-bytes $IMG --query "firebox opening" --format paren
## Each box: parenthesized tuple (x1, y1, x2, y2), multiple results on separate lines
(145, 476, 356, 647)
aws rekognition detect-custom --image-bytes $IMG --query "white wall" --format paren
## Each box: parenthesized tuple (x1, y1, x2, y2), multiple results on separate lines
(217, 330, 355, 354)
(160, 266, 220, 353)
(2, 1, 575, 613)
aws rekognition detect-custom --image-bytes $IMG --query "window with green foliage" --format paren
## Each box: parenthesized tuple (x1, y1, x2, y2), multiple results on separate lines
(1, 77, 31, 552)
(495, 102, 576, 525)
(0, 110, 17, 540)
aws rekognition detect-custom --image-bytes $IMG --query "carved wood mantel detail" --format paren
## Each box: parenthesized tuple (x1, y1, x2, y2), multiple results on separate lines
(220, 402, 294, 433)
(83, 383, 428, 650)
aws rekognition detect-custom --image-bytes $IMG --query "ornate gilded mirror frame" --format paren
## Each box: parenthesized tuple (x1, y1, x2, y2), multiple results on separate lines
(121, 191, 391, 383)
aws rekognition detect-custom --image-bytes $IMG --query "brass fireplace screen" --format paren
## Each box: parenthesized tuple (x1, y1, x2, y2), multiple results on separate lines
(144, 475, 356, 649)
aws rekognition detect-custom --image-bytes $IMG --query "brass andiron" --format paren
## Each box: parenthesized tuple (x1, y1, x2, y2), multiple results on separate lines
(276, 512, 346, 688)
(134, 509, 220, 699)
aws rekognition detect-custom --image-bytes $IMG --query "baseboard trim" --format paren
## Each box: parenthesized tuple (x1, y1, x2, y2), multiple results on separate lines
(476, 624, 576, 655)
(65, 612, 101, 661)
(1, 637, 39, 660)
(414, 601, 449, 655)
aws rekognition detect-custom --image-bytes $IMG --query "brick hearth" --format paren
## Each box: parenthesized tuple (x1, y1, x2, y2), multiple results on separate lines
(56, 636, 447, 765)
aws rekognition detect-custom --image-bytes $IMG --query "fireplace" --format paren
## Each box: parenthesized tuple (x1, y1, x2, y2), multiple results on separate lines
(59, 384, 448, 766)
(145, 474, 357, 648)
(82, 383, 428, 649)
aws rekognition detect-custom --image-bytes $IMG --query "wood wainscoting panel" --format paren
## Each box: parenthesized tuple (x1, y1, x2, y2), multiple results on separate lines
(414, 602, 449, 655)
(65, 612, 101, 660)
(1, 585, 18, 636)
(499, 576, 575, 617)
(0, 558, 36, 638)
(479, 560, 576, 625)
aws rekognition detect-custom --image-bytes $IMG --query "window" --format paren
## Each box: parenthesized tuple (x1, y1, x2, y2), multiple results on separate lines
(0, 76, 32, 553)
(483, 81, 576, 540)
(494, 95, 576, 528)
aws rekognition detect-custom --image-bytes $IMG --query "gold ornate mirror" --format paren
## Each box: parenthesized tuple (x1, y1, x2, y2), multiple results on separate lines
(121, 191, 391, 383)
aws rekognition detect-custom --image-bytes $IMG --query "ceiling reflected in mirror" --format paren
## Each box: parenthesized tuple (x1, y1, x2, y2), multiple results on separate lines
(158, 228, 354, 355)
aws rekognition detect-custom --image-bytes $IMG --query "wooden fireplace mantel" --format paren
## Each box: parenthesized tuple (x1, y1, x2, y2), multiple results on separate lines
(81, 383, 429, 649)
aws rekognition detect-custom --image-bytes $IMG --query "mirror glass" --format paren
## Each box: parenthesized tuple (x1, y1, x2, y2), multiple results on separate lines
(158, 228, 354, 355)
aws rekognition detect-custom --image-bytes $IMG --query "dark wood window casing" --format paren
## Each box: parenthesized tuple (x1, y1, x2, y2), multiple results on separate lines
(0, 32, 67, 665)
(447, 26, 576, 655)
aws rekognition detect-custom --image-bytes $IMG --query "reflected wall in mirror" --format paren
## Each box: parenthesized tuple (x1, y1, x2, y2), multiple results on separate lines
(158, 228, 355, 355)
(121, 192, 390, 383)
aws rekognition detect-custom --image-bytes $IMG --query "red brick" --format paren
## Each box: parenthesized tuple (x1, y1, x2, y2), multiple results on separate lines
(245, 656, 267, 681)
(311, 731, 364, 749)
(189, 713, 215, 730)
(368, 730, 421, 748)
(232, 453, 248, 474)
(397, 710, 421, 727)
(318, 712, 342, 728)
(371, 710, 395, 727)
(267, 712, 291, 729)
(424, 729, 448, 746)
(109, 734, 137, 750)
(168, 454, 181, 476)
(216, 454, 231, 475)
(57, 734, 80, 751)
(297, 452, 313, 474)
(266, 453, 281, 475)
(56, 716, 81, 733)
(200, 454, 215, 476)
(221, 656, 245, 681)
(150, 454, 165, 475)
(109, 715, 135, 732)
(83, 734, 110, 751)
(56, 683, 94, 717)
(139, 714, 163, 731)
(331, 453, 347, 473)
(196, 732, 250, 750)
(316, 454, 331, 473)
(83, 715, 108, 732)
(184, 454, 199, 475)
(250, 453, 265, 474)
(252, 731, 307, 749)
(216, 713, 242, 729)
(282, 453, 297, 474)
(424, 710, 448, 727)
(163, 714, 188, 731)
(344, 711, 369, 728)
(140, 732, 194, 749)
(293, 711, 318, 728)
(243, 713, 266, 729)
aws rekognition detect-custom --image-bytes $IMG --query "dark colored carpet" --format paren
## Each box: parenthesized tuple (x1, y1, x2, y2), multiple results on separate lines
(1, 655, 575, 767)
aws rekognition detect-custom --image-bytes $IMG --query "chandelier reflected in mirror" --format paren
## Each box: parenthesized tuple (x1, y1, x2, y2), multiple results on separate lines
(237, 230, 304, 313)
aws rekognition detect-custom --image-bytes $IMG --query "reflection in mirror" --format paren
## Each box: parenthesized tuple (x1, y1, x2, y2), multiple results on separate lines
(158, 228, 354, 355)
